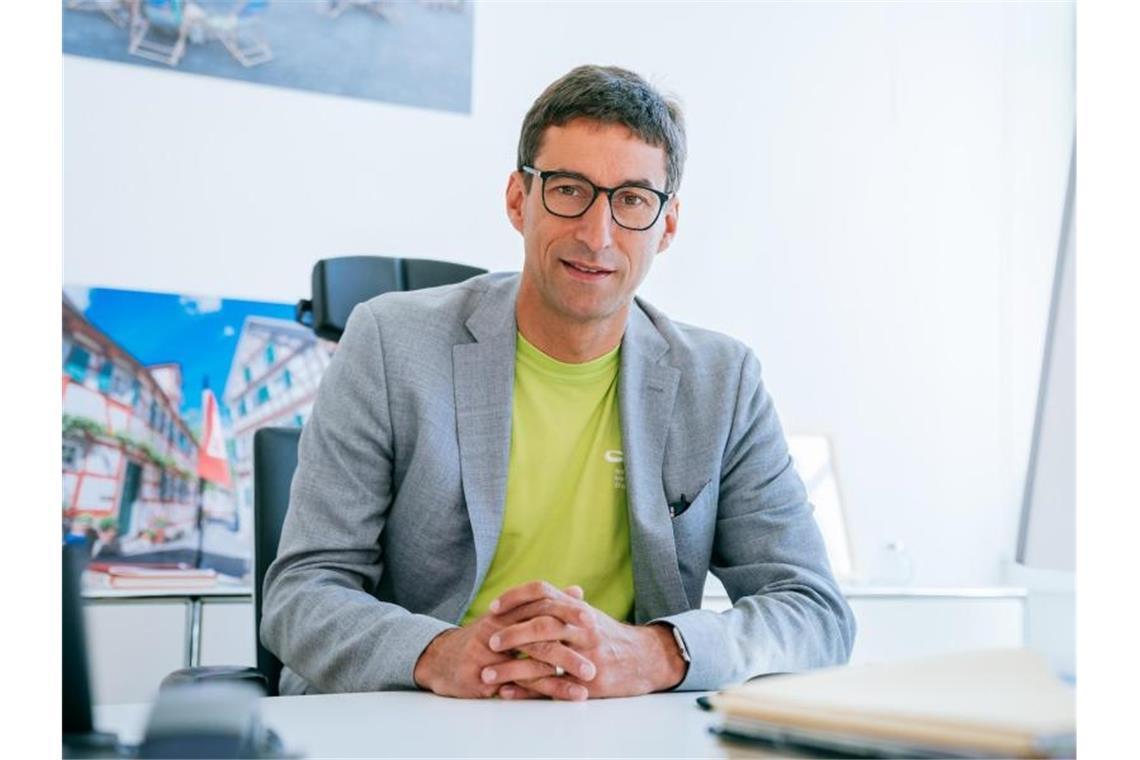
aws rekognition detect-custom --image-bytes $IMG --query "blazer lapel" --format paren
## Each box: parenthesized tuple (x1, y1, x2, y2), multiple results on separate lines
(452, 278, 518, 602)
(620, 302, 689, 622)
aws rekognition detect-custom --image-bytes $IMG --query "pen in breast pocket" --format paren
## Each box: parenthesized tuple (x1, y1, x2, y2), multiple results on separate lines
(668, 494, 691, 518)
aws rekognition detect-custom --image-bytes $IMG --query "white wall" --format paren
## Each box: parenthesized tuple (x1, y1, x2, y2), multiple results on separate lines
(64, 1, 1074, 585)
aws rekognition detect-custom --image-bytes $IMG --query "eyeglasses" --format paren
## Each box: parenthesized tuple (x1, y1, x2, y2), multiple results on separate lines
(521, 165, 673, 231)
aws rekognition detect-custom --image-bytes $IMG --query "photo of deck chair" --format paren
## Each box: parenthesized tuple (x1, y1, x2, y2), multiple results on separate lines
(128, 0, 204, 67)
(66, 0, 472, 113)
(65, 0, 134, 29)
(321, 0, 396, 21)
(206, 0, 273, 68)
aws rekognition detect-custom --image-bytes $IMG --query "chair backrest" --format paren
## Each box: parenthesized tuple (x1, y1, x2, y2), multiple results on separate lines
(252, 426, 301, 697)
(299, 256, 487, 341)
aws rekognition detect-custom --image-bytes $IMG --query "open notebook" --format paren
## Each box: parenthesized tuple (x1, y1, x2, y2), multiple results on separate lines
(709, 649, 1075, 758)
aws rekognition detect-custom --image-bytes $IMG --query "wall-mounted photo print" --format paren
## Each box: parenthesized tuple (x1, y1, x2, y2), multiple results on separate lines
(63, 0, 474, 113)
(62, 285, 336, 590)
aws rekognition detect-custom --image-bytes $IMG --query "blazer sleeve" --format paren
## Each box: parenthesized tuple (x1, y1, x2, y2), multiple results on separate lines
(651, 350, 856, 690)
(260, 303, 455, 693)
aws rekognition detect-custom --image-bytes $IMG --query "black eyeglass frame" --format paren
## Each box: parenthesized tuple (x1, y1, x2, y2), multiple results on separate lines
(520, 165, 674, 231)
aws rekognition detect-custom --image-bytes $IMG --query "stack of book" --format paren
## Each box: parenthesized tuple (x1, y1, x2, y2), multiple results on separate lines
(86, 563, 218, 590)
(710, 649, 1075, 758)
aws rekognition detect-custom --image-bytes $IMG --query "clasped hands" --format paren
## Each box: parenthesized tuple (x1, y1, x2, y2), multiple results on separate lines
(413, 581, 686, 701)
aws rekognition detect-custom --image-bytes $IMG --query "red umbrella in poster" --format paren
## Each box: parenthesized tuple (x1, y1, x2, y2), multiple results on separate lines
(198, 388, 232, 488)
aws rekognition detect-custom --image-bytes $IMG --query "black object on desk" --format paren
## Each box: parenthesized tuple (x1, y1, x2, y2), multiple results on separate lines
(63, 543, 122, 758)
(161, 665, 268, 692)
(709, 724, 977, 759)
(695, 671, 790, 711)
(137, 683, 285, 759)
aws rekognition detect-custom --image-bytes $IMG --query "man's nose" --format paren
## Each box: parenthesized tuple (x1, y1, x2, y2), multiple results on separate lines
(574, 192, 617, 253)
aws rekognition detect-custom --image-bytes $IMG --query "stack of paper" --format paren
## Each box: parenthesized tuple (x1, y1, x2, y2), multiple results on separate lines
(86, 563, 218, 589)
(710, 649, 1075, 758)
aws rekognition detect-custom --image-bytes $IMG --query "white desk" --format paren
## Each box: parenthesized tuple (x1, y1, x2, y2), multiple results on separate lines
(94, 691, 756, 758)
(84, 584, 1028, 704)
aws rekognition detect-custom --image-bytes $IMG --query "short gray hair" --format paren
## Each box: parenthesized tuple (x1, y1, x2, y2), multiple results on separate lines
(517, 65, 687, 193)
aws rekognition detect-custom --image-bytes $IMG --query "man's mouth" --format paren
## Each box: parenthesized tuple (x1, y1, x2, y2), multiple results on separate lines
(561, 260, 615, 279)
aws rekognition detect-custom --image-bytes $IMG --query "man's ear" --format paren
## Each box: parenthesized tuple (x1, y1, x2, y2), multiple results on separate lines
(656, 196, 680, 254)
(505, 171, 526, 234)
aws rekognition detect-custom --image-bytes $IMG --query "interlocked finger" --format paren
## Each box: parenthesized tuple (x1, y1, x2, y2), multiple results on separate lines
(513, 675, 589, 702)
(489, 615, 590, 652)
(490, 580, 579, 616)
(498, 683, 544, 700)
(492, 597, 597, 633)
(480, 654, 589, 686)
(514, 641, 597, 680)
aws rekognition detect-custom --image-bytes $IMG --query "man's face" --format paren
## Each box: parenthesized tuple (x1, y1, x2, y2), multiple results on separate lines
(506, 119, 679, 327)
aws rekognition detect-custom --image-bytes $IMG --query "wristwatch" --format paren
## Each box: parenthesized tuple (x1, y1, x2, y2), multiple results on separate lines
(669, 624, 692, 666)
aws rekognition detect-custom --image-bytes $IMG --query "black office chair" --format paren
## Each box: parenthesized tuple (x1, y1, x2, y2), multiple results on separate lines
(296, 256, 487, 342)
(162, 256, 486, 695)
(250, 426, 299, 696)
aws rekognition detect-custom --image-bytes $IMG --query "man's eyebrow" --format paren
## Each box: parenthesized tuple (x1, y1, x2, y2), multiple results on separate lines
(548, 168, 663, 190)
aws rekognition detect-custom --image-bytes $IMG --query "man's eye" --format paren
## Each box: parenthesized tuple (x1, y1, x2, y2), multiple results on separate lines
(552, 184, 584, 197)
(616, 191, 648, 207)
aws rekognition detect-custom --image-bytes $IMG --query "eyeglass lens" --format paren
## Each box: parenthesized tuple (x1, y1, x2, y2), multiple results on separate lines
(542, 174, 662, 230)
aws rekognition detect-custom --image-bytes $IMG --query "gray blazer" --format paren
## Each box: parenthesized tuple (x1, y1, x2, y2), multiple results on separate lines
(261, 272, 855, 695)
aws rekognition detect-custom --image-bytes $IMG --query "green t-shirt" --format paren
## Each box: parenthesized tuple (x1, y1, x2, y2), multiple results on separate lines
(461, 332, 634, 624)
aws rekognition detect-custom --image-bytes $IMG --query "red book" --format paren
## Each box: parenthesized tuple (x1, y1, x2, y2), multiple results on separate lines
(87, 563, 218, 589)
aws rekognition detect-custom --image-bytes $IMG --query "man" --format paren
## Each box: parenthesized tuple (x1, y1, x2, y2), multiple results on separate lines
(261, 65, 855, 701)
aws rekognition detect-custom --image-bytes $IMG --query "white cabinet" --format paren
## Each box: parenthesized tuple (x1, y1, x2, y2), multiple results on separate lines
(84, 591, 255, 706)
(84, 601, 187, 706)
(199, 600, 256, 667)
(701, 577, 1026, 666)
(844, 593, 1026, 664)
